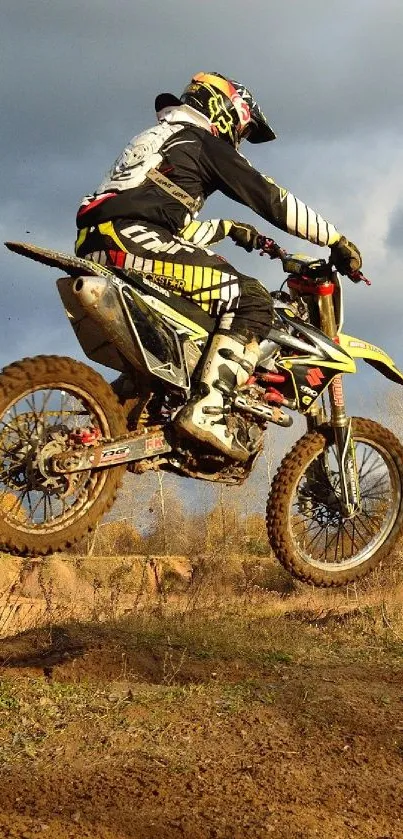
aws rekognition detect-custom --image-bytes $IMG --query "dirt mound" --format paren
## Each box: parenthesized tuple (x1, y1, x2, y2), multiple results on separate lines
(0, 553, 193, 636)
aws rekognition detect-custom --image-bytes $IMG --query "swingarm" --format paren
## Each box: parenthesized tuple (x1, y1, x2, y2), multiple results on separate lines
(51, 428, 172, 474)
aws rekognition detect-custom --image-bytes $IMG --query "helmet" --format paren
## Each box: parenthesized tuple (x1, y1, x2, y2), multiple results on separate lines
(155, 72, 276, 148)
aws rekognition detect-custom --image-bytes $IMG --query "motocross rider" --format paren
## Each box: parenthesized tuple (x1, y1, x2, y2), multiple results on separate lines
(75, 71, 362, 462)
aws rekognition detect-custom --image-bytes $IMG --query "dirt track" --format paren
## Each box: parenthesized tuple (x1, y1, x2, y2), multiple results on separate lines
(0, 604, 403, 839)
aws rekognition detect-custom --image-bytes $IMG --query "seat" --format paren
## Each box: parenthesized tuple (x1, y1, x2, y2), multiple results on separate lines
(5, 241, 216, 334)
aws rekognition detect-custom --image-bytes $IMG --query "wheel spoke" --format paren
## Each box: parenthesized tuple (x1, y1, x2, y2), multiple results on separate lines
(302, 523, 328, 552)
(0, 382, 109, 532)
(357, 448, 376, 477)
(24, 395, 40, 437)
(354, 513, 378, 537)
(333, 520, 342, 561)
(349, 517, 372, 545)
(284, 430, 400, 574)
(0, 417, 30, 439)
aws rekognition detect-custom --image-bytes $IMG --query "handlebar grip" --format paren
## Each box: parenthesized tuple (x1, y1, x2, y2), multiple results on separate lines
(256, 235, 284, 258)
(256, 235, 272, 250)
(348, 270, 372, 286)
(257, 234, 372, 286)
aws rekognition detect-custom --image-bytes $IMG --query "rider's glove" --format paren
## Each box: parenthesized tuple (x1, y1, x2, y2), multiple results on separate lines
(330, 235, 362, 276)
(228, 221, 260, 252)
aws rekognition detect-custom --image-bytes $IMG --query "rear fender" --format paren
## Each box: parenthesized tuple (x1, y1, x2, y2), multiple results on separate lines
(338, 333, 403, 386)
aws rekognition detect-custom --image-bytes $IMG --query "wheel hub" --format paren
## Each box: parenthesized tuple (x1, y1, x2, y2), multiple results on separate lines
(0, 423, 86, 499)
(34, 432, 91, 498)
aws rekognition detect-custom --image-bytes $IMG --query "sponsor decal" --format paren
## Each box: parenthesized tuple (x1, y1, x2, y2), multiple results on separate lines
(306, 368, 325, 387)
(100, 445, 131, 462)
(230, 92, 250, 127)
(145, 434, 165, 453)
(300, 384, 318, 398)
(348, 339, 387, 357)
(153, 274, 185, 291)
(302, 395, 312, 405)
(330, 375, 344, 407)
(142, 272, 185, 294)
(208, 94, 235, 141)
(142, 276, 170, 297)
(366, 343, 386, 356)
(346, 458, 359, 503)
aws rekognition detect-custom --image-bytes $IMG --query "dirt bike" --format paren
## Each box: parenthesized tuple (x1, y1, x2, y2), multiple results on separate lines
(1, 237, 403, 586)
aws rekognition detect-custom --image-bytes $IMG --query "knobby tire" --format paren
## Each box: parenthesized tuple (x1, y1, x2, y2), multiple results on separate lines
(0, 355, 127, 556)
(266, 418, 403, 586)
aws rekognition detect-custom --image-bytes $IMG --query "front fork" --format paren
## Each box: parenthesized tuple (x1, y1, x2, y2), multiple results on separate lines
(307, 289, 360, 518)
(328, 379, 360, 517)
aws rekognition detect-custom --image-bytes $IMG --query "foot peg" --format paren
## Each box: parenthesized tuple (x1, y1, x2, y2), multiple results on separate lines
(234, 394, 293, 427)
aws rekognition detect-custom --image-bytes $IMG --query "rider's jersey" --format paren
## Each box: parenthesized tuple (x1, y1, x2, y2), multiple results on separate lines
(76, 106, 340, 248)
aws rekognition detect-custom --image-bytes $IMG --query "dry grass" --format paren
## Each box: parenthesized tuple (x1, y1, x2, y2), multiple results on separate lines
(1, 521, 403, 709)
(0, 575, 402, 783)
(1, 548, 402, 670)
(1, 535, 403, 639)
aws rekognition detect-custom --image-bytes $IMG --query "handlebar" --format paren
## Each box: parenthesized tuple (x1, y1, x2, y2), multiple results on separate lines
(255, 235, 371, 286)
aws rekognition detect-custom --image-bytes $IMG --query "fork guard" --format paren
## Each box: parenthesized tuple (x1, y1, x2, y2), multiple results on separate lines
(338, 333, 403, 386)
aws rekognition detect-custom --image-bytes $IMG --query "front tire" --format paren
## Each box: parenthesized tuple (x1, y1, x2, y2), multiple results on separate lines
(267, 418, 403, 586)
(0, 355, 127, 556)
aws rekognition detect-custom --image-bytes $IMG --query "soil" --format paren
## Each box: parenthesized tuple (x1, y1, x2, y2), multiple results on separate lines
(0, 615, 402, 839)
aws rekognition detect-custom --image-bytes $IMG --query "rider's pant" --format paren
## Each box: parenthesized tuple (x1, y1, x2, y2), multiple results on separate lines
(75, 219, 274, 340)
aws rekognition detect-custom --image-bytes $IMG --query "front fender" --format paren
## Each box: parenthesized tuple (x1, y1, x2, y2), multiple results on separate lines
(338, 333, 403, 386)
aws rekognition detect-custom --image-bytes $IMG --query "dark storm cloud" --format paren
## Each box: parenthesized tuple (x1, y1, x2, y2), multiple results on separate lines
(3, 0, 403, 207)
(2, 1, 403, 178)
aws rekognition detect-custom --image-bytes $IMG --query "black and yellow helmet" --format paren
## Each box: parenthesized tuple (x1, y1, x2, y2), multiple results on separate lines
(156, 72, 276, 148)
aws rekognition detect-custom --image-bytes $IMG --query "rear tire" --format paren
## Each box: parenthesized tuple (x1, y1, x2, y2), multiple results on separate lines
(0, 355, 127, 556)
(266, 418, 403, 586)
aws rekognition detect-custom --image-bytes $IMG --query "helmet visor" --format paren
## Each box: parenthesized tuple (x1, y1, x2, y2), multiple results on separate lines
(247, 119, 276, 143)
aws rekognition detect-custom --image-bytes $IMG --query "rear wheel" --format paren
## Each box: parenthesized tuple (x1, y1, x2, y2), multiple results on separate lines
(267, 418, 403, 586)
(0, 355, 127, 556)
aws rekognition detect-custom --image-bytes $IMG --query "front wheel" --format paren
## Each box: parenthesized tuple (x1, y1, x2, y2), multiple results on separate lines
(267, 418, 403, 586)
(0, 355, 128, 556)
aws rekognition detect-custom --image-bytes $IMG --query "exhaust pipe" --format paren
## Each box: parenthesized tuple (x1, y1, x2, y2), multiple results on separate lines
(72, 276, 145, 371)
(73, 276, 108, 309)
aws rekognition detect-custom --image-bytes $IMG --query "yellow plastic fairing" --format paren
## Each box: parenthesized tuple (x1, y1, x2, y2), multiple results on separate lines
(338, 333, 403, 386)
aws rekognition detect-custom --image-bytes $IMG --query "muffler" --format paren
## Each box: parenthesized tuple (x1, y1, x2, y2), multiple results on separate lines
(72, 276, 145, 371)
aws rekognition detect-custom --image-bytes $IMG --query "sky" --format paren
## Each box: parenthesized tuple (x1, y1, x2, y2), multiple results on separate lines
(1, 0, 403, 403)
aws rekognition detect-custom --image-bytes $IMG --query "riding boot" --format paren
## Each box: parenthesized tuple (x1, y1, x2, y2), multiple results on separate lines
(174, 333, 259, 462)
